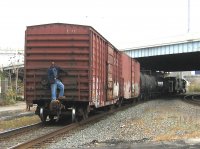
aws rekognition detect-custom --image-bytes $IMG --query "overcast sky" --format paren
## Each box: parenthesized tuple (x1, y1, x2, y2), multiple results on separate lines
(0, 0, 200, 50)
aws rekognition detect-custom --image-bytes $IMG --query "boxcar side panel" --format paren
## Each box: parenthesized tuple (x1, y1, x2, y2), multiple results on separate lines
(121, 52, 140, 99)
(107, 45, 120, 101)
(90, 30, 121, 107)
(132, 59, 140, 97)
(121, 52, 132, 99)
(90, 31, 107, 107)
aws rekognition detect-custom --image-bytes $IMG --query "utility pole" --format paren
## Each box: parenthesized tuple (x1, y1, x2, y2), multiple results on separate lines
(188, 0, 190, 33)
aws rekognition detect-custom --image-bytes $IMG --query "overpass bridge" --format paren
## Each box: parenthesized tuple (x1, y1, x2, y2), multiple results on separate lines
(123, 36, 200, 72)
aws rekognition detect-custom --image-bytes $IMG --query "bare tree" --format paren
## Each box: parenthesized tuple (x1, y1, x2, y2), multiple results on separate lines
(8, 50, 24, 101)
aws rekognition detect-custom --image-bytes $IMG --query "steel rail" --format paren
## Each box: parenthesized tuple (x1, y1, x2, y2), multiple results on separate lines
(183, 94, 200, 106)
(11, 103, 135, 149)
(0, 122, 42, 140)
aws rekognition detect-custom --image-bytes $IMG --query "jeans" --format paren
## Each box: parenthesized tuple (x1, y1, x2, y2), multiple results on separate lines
(51, 79, 64, 100)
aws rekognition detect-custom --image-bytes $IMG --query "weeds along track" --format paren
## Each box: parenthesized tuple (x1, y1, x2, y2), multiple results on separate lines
(8, 102, 137, 149)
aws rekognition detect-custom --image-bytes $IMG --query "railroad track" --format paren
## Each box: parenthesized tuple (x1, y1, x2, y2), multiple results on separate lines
(9, 102, 136, 149)
(0, 121, 67, 149)
(0, 123, 42, 140)
(183, 94, 200, 106)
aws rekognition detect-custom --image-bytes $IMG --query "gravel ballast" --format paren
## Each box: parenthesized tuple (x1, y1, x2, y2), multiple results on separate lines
(48, 99, 200, 148)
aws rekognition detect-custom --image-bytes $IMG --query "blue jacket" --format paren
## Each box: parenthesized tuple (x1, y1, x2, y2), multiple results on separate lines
(48, 66, 63, 84)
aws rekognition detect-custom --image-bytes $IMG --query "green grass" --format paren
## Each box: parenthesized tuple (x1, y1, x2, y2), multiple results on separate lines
(188, 84, 200, 92)
(0, 115, 40, 132)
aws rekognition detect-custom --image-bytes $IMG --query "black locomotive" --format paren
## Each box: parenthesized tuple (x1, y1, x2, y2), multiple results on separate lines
(163, 77, 187, 94)
(140, 71, 187, 100)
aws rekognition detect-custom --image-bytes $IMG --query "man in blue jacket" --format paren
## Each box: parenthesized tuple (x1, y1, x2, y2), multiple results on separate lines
(48, 61, 65, 101)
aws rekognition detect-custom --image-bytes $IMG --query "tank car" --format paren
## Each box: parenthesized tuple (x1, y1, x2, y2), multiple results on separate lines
(140, 71, 164, 100)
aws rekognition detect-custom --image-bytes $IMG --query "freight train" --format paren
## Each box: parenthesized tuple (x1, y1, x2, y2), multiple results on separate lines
(24, 23, 186, 123)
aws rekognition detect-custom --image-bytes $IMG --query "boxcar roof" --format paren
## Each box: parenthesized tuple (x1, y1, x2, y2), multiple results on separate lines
(26, 23, 119, 50)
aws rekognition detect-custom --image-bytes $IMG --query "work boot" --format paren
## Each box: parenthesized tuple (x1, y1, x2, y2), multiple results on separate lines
(58, 96, 66, 100)
(50, 100, 59, 111)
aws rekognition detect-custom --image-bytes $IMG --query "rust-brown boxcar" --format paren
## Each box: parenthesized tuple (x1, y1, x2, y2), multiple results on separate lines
(120, 52, 140, 99)
(25, 23, 122, 122)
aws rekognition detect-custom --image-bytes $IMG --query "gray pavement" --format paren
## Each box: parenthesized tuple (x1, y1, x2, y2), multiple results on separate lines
(0, 101, 26, 112)
(0, 101, 35, 120)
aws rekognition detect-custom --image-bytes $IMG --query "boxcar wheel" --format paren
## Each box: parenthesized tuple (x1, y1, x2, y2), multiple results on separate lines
(72, 107, 77, 123)
(116, 98, 122, 108)
(40, 107, 47, 123)
(49, 115, 55, 122)
(83, 107, 89, 120)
